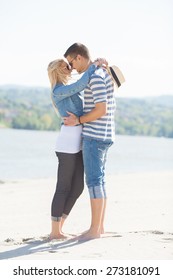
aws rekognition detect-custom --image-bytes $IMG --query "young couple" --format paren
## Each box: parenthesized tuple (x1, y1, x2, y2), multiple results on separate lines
(47, 43, 116, 241)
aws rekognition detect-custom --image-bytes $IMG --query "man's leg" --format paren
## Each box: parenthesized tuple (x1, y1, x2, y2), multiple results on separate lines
(80, 138, 111, 240)
(100, 198, 107, 234)
(90, 198, 105, 234)
(79, 198, 105, 239)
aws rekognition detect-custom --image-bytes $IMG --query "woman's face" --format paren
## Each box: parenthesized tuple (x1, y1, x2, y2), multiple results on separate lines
(61, 61, 72, 76)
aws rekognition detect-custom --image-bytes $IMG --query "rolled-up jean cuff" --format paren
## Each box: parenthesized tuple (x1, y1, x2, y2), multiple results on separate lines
(51, 216, 61, 222)
(88, 185, 107, 199)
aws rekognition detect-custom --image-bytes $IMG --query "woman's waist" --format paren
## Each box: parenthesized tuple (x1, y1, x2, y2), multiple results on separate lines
(54, 98, 83, 117)
(60, 124, 83, 134)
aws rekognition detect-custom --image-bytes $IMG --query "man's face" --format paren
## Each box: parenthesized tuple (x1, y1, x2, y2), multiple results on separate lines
(66, 55, 87, 74)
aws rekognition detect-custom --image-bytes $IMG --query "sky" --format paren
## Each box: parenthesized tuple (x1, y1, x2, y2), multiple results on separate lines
(0, 0, 173, 97)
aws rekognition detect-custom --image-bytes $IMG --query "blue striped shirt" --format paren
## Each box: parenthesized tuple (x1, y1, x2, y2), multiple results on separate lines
(82, 67, 116, 142)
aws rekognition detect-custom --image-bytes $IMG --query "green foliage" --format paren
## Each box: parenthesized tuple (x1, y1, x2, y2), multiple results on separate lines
(0, 86, 61, 131)
(0, 86, 173, 138)
(115, 97, 173, 138)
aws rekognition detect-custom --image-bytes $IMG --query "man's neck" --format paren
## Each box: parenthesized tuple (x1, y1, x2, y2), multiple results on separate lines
(82, 60, 92, 72)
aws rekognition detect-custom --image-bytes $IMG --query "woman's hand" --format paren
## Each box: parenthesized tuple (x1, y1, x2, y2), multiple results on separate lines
(94, 58, 108, 67)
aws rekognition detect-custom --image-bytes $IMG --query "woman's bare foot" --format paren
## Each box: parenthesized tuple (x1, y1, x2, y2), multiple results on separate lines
(49, 231, 77, 240)
(49, 232, 68, 240)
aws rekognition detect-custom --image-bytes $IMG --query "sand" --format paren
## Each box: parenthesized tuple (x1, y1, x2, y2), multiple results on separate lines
(0, 172, 173, 260)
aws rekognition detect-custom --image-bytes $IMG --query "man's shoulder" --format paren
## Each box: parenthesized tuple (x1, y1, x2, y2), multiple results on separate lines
(95, 67, 105, 74)
(92, 67, 106, 79)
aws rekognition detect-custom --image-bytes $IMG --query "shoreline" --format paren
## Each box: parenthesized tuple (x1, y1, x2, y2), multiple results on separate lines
(0, 171, 173, 260)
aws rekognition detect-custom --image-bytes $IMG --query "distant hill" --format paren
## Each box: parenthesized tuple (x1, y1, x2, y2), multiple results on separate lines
(145, 95, 173, 108)
(0, 85, 173, 137)
(0, 85, 50, 105)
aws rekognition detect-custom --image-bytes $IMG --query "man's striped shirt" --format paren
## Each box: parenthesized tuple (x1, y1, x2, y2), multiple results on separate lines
(82, 67, 116, 142)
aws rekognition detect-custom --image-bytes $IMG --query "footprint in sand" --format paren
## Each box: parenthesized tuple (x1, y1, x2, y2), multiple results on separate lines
(4, 238, 15, 243)
(102, 232, 122, 238)
(151, 230, 164, 235)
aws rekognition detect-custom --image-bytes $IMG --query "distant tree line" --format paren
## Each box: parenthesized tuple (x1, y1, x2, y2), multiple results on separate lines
(115, 98, 173, 138)
(0, 86, 173, 138)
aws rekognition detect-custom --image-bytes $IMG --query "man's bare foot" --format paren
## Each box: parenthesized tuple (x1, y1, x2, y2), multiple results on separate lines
(78, 229, 101, 241)
(80, 227, 105, 236)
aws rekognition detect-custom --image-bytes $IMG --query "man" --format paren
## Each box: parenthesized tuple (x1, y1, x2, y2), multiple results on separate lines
(63, 43, 116, 240)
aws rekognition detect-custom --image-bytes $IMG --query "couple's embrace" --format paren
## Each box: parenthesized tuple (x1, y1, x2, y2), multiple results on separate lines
(47, 42, 124, 241)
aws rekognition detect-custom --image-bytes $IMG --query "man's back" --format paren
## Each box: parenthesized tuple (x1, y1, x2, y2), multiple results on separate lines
(82, 68, 115, 142)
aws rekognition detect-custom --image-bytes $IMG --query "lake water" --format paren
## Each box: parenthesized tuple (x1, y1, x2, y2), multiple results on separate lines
(0, 128, 173, 181)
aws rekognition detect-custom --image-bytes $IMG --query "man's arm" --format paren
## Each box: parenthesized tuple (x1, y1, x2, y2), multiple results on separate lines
(63, 102, 107, 126)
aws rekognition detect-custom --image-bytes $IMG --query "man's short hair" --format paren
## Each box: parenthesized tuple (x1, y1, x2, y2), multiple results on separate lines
(64, 43, 90, 59)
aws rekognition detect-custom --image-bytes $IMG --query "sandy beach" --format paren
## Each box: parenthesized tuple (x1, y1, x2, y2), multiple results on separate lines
(0, 172, 173, 260)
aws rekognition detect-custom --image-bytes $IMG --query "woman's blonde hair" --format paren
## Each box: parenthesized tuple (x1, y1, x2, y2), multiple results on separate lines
(47, 59, 69, 88)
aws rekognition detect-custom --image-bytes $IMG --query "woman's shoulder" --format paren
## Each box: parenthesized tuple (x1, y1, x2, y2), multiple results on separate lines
(53, 83, 64, 92)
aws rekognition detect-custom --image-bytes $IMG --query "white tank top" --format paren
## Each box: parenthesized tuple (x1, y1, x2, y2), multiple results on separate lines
(55, 125, 82, 154)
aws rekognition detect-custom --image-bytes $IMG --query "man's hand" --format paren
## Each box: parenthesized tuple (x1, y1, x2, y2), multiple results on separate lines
(63, 112, 80, 126)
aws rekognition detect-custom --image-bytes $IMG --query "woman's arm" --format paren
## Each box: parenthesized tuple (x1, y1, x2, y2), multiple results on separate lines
(52, 58, 108, 102)
(52, 64, 96, 102)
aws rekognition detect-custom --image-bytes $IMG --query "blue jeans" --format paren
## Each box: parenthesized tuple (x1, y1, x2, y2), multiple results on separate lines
(82, 138, 113, 199)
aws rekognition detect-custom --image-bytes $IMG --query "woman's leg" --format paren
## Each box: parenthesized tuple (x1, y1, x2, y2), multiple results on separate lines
(63, 151, 84, 216)
(50, 152, 77, 239)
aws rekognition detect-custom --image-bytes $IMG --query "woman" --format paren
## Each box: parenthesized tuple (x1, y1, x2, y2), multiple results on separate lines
(47, 58, 107, 239)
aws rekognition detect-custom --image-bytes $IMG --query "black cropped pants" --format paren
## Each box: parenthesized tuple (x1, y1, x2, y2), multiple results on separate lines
(51, 150, 84, 221)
